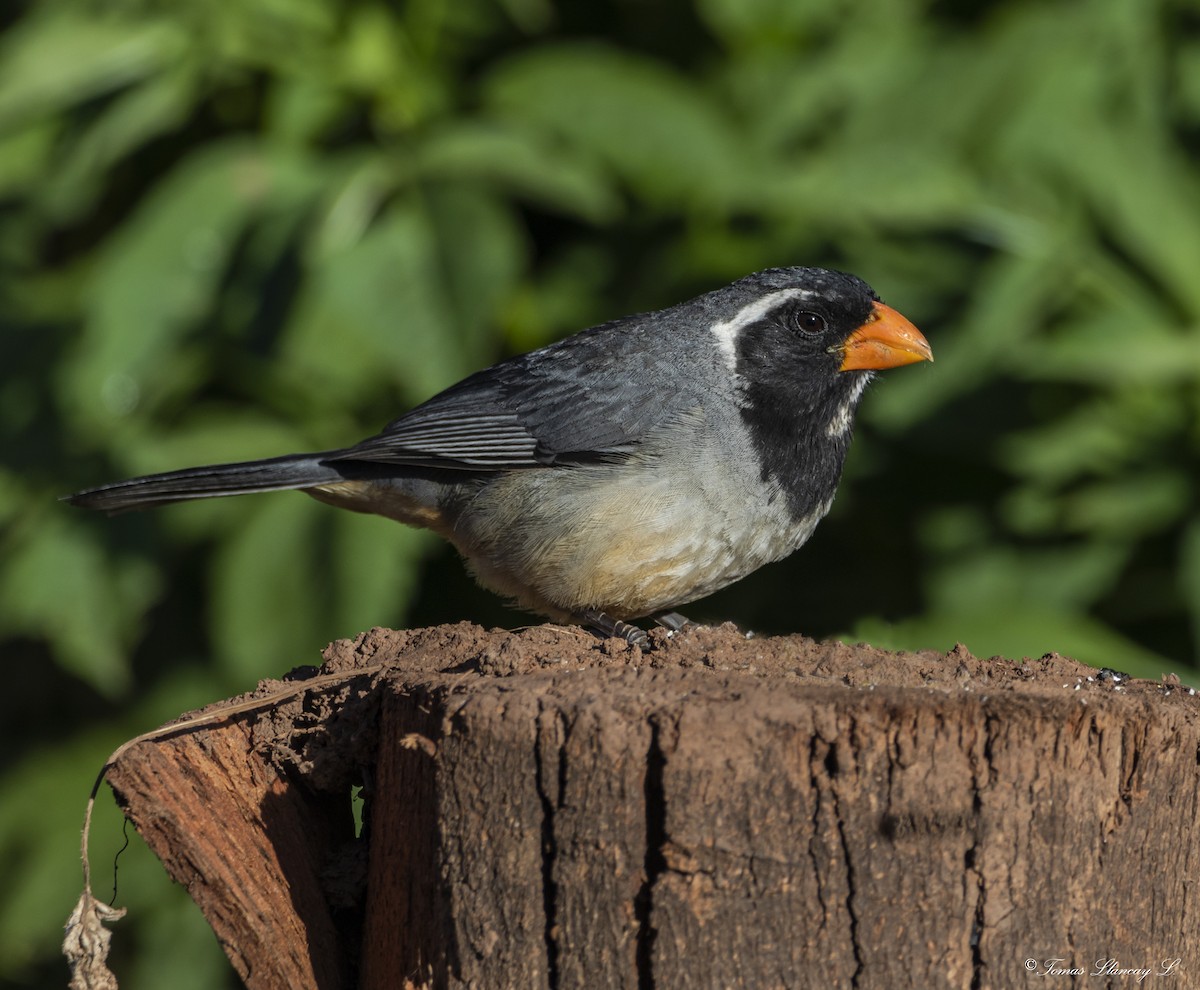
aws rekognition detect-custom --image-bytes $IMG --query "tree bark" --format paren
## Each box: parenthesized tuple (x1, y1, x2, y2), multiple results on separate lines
(104, 623, 1200, 989)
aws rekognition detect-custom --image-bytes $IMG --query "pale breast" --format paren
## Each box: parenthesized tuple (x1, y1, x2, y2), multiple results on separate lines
(448, 423, 837, 620)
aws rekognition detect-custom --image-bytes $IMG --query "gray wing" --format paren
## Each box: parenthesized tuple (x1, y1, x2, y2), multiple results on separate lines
(329, 315, 707, 470)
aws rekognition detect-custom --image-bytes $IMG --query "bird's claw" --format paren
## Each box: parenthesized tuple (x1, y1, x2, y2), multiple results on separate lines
(577, 609, 650, 648)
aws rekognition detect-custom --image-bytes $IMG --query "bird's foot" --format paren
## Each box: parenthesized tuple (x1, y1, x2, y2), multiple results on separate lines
(576, 608, 649, 648)
(653, 611, 700, 634)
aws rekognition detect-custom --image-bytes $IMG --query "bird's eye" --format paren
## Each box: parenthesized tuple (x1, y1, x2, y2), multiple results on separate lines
(792, 311, 827, 335)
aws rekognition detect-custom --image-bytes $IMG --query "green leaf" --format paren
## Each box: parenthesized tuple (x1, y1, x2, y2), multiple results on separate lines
(287, 196, 482, 403)
(414, 120, 620, 223)
(1050, 119, 1200, 318)
(58, 141, 327, 439)
(1062, 473, 1190, 539)
(483, 44, 746, 209)
(998, 397, 1163, 487)
(0, 13, 185, 129)
(0, 120, 56, 198)
(925, 543, 1130, 617)
(264, 75, 351, 146)
(421, 184, 527, 355)
(331, 510, 433, 635)
(42, 67, 201, 221)
(0, 669, 238, 982)
(0, 513, 158, 696)
(1180, 518, 1200, 665)
(864, 249, 1073, 431)
(696, 0, 842, 47)
(208, 495, 328, 679)
(127, 409, 318, 478)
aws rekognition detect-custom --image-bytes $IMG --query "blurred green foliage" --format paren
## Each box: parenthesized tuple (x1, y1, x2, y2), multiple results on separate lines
(3, 0, 1200, 984)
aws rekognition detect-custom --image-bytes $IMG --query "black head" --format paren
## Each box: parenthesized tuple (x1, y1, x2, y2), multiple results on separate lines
(709, 267, 879, 390)
(701, 266, 931, 519)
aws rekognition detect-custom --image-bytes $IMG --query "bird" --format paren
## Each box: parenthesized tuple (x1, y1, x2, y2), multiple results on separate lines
(66, 267, 932, 645)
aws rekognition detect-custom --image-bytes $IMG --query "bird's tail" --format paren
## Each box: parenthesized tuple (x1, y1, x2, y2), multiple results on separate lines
(64, 453, 346, 513)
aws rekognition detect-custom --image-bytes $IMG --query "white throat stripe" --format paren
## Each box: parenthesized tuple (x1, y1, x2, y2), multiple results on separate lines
(826, 374, 872, 438)
(711, 288, 814, 369)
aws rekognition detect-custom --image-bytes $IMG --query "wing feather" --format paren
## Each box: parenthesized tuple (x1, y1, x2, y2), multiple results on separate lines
(326, 312, 708, 470)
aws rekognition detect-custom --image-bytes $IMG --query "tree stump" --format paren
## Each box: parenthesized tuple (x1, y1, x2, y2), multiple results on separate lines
(104, 623, 1200, 989)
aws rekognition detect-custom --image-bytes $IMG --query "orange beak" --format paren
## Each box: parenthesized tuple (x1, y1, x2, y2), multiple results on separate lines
(837, 301, 933, 371)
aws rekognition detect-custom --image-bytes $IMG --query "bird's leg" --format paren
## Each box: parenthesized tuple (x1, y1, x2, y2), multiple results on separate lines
(653, 611, 699, 633)
(576, 608, 649, 648)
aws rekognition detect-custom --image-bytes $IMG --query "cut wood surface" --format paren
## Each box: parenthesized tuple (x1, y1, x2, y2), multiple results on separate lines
(105, 623, 1200, 989)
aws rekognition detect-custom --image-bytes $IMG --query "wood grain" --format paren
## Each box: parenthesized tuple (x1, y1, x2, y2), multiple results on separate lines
(104, 624, 1200, 989)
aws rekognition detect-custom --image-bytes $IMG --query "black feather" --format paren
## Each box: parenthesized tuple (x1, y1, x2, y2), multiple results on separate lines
(63, 454, 343, 512)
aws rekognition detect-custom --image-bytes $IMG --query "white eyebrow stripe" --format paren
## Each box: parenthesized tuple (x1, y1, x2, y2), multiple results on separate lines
(710, 287, 815, 369)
